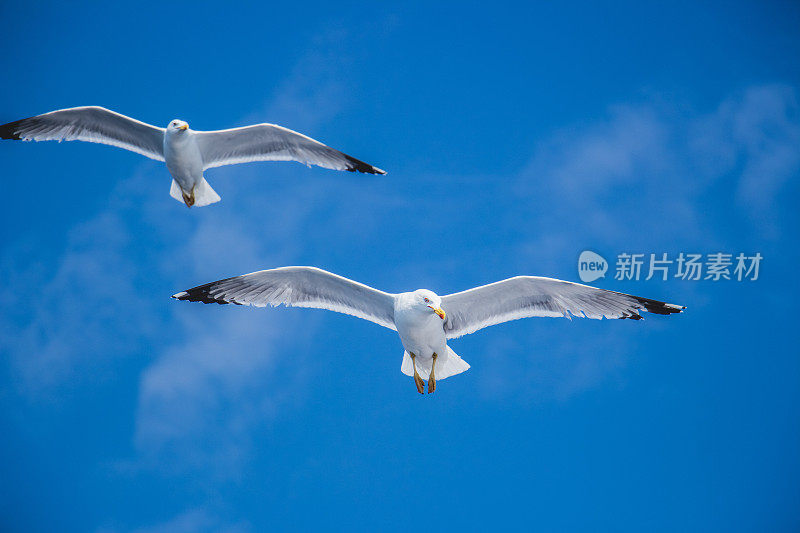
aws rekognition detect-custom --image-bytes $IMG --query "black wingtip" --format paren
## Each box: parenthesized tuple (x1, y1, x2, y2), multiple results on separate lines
(622, 313, 644, 320)
(634, 296, 686, 316)
(344, 154, 386, 175)
(171, 283, 230, 305)
(0, 118, 27, 140)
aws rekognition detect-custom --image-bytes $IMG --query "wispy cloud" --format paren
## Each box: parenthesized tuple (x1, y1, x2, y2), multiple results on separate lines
(132, 42, 360, 475)
(518, 84, 798, 249)
(132, 508, 250, 533)
(1, 79, 796, 488)
(719, 85, 799, 233)
(0, 171, 162, 397)
(240, 30, 355, 132)
(133, 309, 306, 476)
(97, 507, 252, 533)
(473, 84, 799, 399)
(0, 33, 364, 478)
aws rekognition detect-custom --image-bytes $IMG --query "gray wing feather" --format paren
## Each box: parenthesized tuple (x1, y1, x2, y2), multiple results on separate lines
(441, 276, 685, 339)
(194, 124, 385, 174)
(173, 266, 397, 330)
(0, 106, 165, 161)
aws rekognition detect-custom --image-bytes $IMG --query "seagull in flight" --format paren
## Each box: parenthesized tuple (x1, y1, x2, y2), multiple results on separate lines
(172, 266, 685, 394)
(0, 106, 385, 207)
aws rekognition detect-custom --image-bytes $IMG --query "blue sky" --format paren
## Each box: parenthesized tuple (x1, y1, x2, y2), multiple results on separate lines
(1, 1, 799, 531)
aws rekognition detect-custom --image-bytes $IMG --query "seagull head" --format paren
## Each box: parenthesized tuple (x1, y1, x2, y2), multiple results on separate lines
(168, 119, 189, 132)
(413, 289, 446, 320)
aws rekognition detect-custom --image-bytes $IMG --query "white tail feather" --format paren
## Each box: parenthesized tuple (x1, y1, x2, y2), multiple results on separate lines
(192, 176, 221, 207)
(169, 177, 221, 207)
(400, 346, 470, 381)
(169, 179, 184, 203)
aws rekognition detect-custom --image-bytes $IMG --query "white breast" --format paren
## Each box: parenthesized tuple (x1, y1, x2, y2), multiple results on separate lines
(393, 294, 447, 360)
(164, 131, 204, 185)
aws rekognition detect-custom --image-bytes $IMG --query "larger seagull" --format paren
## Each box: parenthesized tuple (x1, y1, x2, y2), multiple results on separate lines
(0, 106, 385, 207)
(173, 266, 685, 394)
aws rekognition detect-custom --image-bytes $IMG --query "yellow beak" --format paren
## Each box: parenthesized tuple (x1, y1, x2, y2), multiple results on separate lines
(179, 124, 188, 130)
(429, 306, 446, 320)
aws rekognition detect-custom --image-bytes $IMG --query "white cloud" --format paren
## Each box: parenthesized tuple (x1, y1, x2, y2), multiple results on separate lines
(133, 309, 306, 476)
(0, 170, 161, 397)
(97, 507, 251, 533)
(515, 84, 799, 259)
(0, 35, 363, 477)
(131, 43, 358, 474)
(1, 79, 796, 476)
(726, 86, 799, 231)
(472, 84, 800, 399)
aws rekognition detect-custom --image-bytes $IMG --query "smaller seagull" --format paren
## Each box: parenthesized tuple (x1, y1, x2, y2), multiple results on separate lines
(0, 106, 385, 207)
(173, 266, 686, 394)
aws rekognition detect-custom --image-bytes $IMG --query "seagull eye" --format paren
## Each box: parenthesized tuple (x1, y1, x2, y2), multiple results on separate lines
(424, 297, 430, 303)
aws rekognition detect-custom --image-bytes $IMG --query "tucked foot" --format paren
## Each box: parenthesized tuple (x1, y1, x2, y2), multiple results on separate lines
(428, 352, 438, 393)
(410, 352, 425, 394)
(182, 192, 195, 207)
(414, 374, 425, 394)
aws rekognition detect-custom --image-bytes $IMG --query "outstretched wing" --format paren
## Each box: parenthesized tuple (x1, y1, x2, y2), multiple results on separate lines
(0, 106, 165, 161)
(173, 266, 397, 330)
(441, 276, 685, 339)
(194, 123, 385, 174)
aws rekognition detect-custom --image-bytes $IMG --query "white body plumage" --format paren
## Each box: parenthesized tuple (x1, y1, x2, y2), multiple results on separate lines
(164, 122, 203, 192)
(171, 266, 685, 393)
(393, 290, 464, 379)
(0, 106, 385, 208)
(394, 291, 447, 359)
(163, 121, 219, 207)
